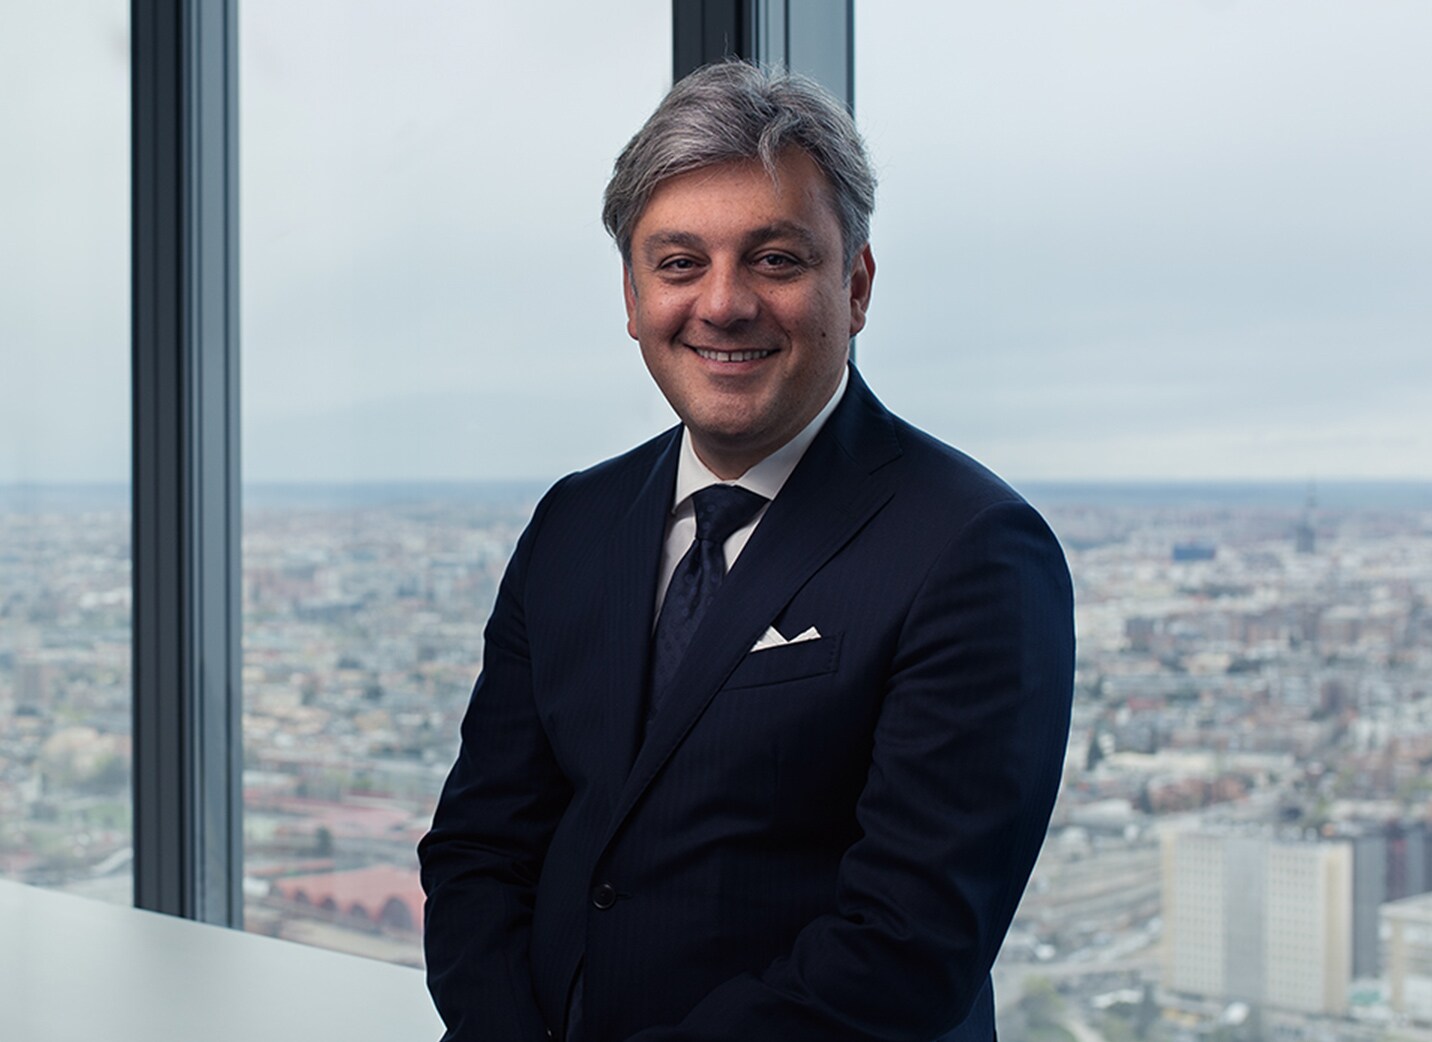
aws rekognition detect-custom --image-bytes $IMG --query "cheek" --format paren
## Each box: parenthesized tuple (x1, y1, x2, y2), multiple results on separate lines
(783, 286, 845, 334)
(628, 303, 657, 344)
(638, 338, 679, 387)
(633, 293, 687, 341)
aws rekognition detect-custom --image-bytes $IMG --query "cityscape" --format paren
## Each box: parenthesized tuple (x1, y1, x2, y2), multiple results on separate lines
(2, 480, 1431, 1041)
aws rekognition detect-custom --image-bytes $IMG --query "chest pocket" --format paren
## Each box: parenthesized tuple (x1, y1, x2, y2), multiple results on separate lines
(723, 633, 841, 690)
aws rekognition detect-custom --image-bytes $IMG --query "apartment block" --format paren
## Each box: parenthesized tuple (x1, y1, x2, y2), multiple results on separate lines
(1164, 830, 1351, 1015)
(1383, 892, 1432, 1024)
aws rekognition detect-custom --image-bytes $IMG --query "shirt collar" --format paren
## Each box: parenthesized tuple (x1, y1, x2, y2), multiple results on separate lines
(671, 366, 849, 512)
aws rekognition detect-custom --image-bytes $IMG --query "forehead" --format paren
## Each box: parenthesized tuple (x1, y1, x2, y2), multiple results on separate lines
(632, 150, 841, 244)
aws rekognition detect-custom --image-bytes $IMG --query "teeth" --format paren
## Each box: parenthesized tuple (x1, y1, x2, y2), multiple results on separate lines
(694, 348, 774, 362)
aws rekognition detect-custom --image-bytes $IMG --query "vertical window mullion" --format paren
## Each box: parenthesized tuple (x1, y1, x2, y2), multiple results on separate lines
(671, 0, 853, 110)
(131, 0, 241, 927)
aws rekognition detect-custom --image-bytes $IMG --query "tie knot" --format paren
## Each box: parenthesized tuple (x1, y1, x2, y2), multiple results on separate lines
(691, 484, 767, 546)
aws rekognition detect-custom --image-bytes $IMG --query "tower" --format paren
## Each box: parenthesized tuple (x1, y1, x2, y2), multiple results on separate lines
(1294, 481, 1317, 555)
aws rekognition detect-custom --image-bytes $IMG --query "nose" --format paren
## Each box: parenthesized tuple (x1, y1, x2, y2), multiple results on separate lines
(694, 261, 759, 329)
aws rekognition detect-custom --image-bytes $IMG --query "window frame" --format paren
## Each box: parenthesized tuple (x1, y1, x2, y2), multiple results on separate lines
(129, 0, 852, 926)
(131, 0, 242, 925)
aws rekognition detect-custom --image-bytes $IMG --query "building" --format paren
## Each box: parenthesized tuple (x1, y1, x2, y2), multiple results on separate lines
(1336, 819, 1432, 978)
(1164, 829, 1351, 1015)
(1383, 892, 1432, 1024)
(1263, 839, 1351, 1013)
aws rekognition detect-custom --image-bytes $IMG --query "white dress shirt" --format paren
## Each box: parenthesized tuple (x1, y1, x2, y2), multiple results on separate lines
(654, 367, 850, 615)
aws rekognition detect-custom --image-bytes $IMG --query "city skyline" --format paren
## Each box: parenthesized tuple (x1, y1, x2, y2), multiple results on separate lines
(7, 478, 1432, 1038)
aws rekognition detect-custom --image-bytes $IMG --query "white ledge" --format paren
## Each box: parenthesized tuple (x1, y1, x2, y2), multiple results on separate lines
(0, 878, 442, 1042)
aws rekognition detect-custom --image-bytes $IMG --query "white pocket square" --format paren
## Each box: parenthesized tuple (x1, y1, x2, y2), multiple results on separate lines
(750, 625, 822, 652)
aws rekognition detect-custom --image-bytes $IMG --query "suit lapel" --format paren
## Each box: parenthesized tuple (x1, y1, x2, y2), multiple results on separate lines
(594, 428, 681, 778)
(601, 369, 902, 850)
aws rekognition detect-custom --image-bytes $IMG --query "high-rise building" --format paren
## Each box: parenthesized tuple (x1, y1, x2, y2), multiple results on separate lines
(1388, 820, 1432, 903)
(1163, 831, 1265, 1003)
(1331, 820, 1432, 979)
(1164, 829, 1351, 1015)
(1164, 831, 1227, 998)
(1383, 892, 1432, 1025)
(1263, 840, 1351, 1014)
(1294, 483, 1317, 555)
(1350, 829, 1388, 979)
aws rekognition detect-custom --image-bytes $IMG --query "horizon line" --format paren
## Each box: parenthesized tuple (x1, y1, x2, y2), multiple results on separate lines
(2, 475, 1432, 492)
(6, 476, 1432, 487)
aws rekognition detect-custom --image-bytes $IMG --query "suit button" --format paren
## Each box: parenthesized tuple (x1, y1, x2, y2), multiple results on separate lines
(591, 882, 617, 910)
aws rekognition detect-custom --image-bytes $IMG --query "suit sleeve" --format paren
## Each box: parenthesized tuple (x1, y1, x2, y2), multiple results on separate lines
(418, 488, 573, 1042)
(628, 498, 1075, 1042)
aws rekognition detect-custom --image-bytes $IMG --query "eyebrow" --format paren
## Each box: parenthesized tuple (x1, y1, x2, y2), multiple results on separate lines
(636, 221, 825, 261)
(638, 230, 704, 256)
(746, 222, 823, 257)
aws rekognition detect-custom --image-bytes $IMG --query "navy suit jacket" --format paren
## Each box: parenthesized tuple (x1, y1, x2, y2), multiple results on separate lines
(420, 368, 1074, 1041)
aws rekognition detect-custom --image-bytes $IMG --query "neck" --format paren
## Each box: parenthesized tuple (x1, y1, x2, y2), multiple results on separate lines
(690, 442, 758, 481)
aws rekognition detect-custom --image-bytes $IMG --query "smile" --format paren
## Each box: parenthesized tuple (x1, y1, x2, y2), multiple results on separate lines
(692, 347, 775, 362)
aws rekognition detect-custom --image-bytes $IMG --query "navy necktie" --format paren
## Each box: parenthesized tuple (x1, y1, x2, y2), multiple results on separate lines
(648, 484, 767, 720)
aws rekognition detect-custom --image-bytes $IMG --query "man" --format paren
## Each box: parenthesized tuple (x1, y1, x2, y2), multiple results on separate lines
(420, 62, 1074, 1042)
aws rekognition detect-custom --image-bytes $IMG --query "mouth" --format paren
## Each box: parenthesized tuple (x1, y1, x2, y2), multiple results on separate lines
(691, 347, 775, 363)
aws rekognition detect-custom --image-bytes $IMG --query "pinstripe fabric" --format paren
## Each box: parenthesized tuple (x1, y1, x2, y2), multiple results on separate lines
(420, 367, 1074, 1042)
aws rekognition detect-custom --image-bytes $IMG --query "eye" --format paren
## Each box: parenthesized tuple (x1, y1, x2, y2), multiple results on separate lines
(754, 252, 800, 273)
(656, 256, 702, 277)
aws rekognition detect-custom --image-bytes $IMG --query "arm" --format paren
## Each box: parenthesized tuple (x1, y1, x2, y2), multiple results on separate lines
(419, 493, 573, 1042)
(631, 499, 1075, 1041)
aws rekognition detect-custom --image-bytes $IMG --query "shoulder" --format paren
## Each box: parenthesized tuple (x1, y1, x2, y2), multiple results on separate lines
(835, 367, 1025, 509)
(504, 426, 680, 576)
(851, 377, 1040, 537)
(530, 425, 679, 519)
(567, 425, 679, 489)
(890, 415, 1023, 514)
(822, 368, 1064, 557)
(888, 416, 1068, 580)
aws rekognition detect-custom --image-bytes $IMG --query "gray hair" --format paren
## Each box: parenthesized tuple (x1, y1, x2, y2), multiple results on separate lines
(602, 60, 877, 273)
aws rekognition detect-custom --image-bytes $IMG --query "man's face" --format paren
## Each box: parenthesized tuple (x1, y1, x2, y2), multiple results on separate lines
(623, 150, 875, 479)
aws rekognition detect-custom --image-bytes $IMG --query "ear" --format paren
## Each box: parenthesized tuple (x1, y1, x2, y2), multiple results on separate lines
(623, 265, 640, 341)
(847, 244, 875, 337)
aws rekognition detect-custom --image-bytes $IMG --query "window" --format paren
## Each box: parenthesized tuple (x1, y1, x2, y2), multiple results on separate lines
(857, 2, 1432, 1034)
(0, 1, 131, 904)
(238, 0, 671, 963)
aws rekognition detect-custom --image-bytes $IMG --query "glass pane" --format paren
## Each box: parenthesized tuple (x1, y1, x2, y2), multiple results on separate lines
(0, 3, 132, 904)
(857, 0, 1432, 1034)
(240, 0, 671, 964)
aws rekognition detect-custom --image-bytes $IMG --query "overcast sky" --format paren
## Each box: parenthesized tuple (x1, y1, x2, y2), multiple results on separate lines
(4, 1, 1429, 485)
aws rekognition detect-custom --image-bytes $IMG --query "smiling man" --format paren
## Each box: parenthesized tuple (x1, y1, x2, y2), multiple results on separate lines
(623, 148, 872, 479)
(420, 62, 1075, 1042)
